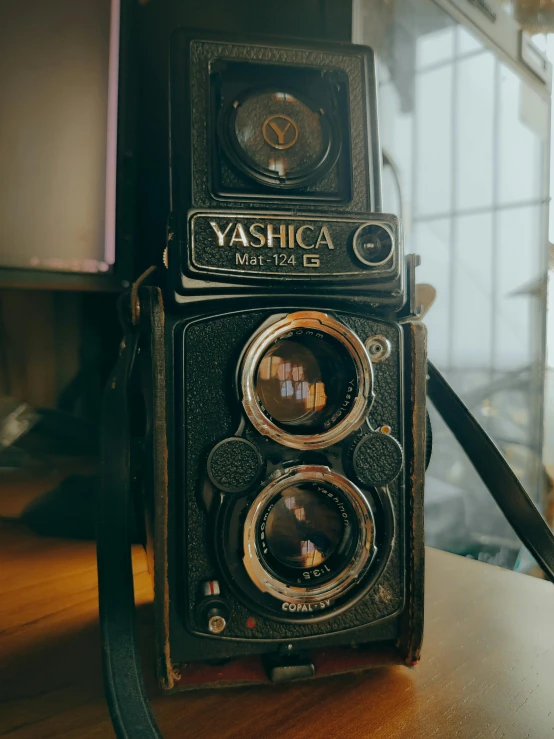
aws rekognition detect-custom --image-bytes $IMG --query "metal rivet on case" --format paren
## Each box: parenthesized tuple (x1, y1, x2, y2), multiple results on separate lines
(208, 615, 227, 634)
(365, 335, 392, 363)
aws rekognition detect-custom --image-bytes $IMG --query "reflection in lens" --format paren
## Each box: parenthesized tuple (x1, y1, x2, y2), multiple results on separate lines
(265, 484, 346, 569)
(255, 332, 357, 433)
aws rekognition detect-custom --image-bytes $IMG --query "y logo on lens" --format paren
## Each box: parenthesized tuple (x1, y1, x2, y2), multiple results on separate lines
(262, 114, 299, 150)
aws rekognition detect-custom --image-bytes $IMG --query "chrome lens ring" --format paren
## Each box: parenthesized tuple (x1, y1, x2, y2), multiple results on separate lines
(241, 311, 374, 450)
(242, 465, 376, 606)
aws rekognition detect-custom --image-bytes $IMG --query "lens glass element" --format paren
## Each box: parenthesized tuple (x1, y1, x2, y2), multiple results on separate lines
(255, 330, 358, 434)
(243, 465, 377, 606)
(256, 478, 360, 588)
(265, 484, 345, 569)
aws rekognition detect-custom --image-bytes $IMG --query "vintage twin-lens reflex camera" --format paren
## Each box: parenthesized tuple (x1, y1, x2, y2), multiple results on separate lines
(130, 30, 428, 691)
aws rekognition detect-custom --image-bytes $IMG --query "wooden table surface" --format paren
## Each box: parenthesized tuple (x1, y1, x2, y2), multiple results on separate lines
(1, 520, 554, 738)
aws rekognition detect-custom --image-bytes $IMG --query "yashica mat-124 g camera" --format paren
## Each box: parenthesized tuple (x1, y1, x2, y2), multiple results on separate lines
(134, 30, 429, 689)
(98, 29, 429, 733)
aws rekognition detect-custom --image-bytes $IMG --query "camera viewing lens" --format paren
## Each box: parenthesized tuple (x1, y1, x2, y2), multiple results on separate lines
(242, 466, 376, 607)
(264, 483, 348, 569)
(353, 223, 394, 267)
(255, 331, 357, 434)
(241, 311, 374, 450)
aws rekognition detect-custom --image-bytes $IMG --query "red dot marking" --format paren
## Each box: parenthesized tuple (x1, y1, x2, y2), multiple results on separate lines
(247, 617, 256, 629)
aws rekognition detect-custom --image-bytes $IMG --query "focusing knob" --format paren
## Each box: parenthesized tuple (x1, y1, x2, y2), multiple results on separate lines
(352, 432, 403, 487)
(207, 437, 265, 493)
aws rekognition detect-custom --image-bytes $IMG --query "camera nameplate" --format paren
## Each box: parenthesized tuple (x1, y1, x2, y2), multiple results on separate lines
(188, 211, 401, 282)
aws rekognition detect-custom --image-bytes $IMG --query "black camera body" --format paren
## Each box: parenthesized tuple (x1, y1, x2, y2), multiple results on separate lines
(135, 31, 427, 691)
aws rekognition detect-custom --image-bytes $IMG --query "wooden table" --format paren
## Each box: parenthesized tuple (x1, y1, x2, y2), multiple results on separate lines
(1, 521, 554, 739)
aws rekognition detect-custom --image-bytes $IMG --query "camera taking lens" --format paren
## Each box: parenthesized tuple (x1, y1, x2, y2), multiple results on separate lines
(243, 465, 376, 607)
(262, 482, 356, 574)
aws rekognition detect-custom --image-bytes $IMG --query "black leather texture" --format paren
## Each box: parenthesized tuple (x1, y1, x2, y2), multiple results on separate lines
(181, 309, 406, 640)
(207, 437, 264, 492)
(352, 432, 403, 487)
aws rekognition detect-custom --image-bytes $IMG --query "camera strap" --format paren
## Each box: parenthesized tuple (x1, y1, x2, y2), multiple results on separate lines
(97, 300, 554, 739)
(97, 296, 163, 739)
(427, 361, 554, 583)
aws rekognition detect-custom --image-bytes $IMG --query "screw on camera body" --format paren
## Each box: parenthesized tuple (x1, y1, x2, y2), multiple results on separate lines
(208, 615, 227, 634)
(365, 335, 392, 363)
